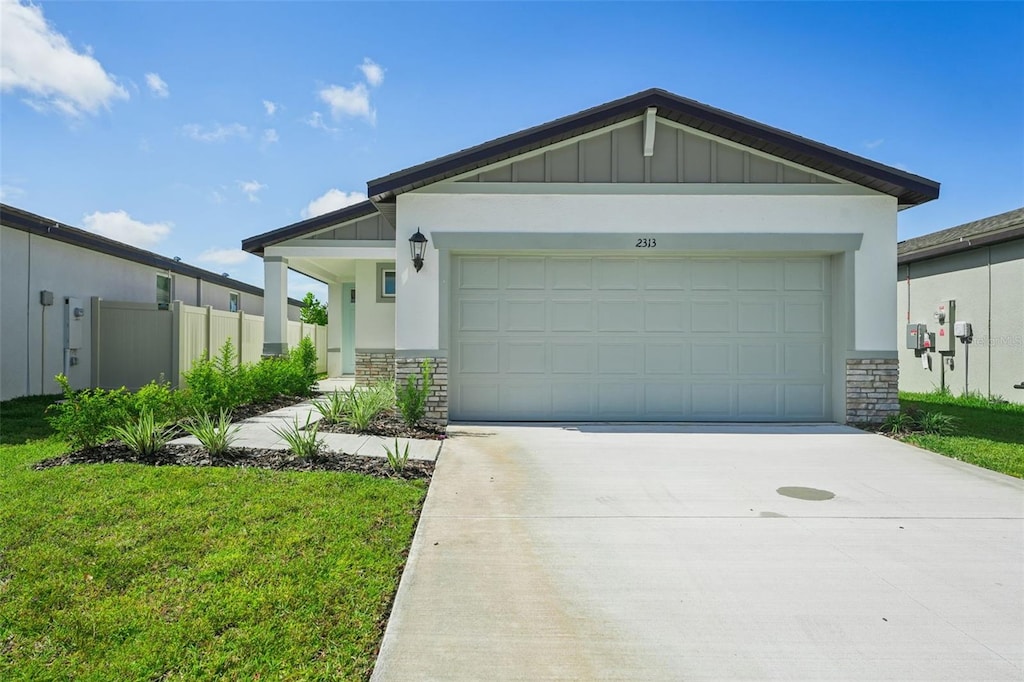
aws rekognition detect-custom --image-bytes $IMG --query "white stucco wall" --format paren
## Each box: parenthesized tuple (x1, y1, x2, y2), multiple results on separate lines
(394, 190, 898, 352)
(1, 225, 298, 400)
(354, 260, 396, 349)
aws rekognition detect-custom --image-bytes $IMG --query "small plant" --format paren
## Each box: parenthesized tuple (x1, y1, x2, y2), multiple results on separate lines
(46, 375, 129, 449)
(290, 336, 319, 396)
(270, 414, 324, 458)
(344, 383, 393, 431)
(384, 438, 410, 473)
(183, 409, 241, 456)
(110, 409, 175, 457)
(916, 411, 959, 436)
(396, 359, 434, 427)
(881, 412, 916, 435)
(129, 378, 187, 424)
(313, 390, 349, 424)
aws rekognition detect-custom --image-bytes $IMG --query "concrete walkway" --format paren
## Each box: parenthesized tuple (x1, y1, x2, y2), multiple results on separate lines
(168, 377, 441, 461)
(372, 423, 1024, 681)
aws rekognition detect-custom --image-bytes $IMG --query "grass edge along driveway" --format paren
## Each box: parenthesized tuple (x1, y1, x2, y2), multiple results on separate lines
(0, 395, 427, 681)
(898, 391, 1024, 479)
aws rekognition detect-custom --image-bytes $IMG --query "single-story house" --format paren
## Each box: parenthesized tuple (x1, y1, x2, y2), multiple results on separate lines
(242, 88, 940, 424)
(897, 207, 1023, 402)
(1, 203, 304, 401)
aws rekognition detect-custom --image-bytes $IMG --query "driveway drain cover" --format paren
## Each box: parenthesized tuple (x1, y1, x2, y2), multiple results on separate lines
(776, 486, 835, 501)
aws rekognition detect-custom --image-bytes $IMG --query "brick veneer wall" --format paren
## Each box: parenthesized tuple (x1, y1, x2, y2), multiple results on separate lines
(355, 349, 395, 386)
(395, 355, 448, 425)
(845, 357, 899, 425)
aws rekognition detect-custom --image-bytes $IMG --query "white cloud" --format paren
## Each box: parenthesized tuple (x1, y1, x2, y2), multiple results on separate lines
(359, 58, 385, 87)
(0, 0, 129, 116)
(319, 82, 374, 123)
(144, 72, 168, 98)
(82, 210, 171, 249)
(304, 111, 339, 133)
(237, 179, 266, 202)
(864, 138, 884, 150)
(182, 122, 248, 142)
(210, 190, 225, 204)
(301, 188, 367, 219)
(261, 128, 279, 145)
(262, 99, 277, 116)
(0, 184, 26, 201)
(197, 247, 251, 266)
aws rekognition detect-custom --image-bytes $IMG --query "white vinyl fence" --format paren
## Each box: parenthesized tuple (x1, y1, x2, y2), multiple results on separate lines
(92, 298, 327, 390)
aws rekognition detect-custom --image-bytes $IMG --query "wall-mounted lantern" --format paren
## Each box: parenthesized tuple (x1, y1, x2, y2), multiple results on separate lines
(409, 229, 428, 272)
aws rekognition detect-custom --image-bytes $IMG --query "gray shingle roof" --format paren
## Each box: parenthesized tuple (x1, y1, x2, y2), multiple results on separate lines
(898, 207, 1024, 263)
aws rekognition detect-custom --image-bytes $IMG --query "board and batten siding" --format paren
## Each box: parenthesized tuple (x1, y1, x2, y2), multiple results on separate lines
(458, 120, 839, 185)
(307, 213, 396, 241)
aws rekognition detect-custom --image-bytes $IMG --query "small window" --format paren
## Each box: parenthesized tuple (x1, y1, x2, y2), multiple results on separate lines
(156, 274, 171, 310)
(377, 262, 396, 302)
(229, 292, 240, 312)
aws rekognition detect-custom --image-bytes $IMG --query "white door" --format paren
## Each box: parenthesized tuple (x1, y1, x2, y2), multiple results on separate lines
(450, 255, 831, 421)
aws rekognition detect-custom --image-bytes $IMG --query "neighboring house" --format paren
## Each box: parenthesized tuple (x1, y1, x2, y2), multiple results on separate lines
(897, 207, 1024, 403)
(1, 204, 303, 401)
(242, 88, 940, 424)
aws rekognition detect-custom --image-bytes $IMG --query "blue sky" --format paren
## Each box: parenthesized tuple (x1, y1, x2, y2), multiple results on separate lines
(2, 1, 1022, 302)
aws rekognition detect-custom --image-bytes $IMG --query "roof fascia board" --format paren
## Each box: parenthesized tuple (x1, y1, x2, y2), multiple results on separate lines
(265, 243, 397, 260)
(409, 181, 882, 198)
(241, 200, 379, 254)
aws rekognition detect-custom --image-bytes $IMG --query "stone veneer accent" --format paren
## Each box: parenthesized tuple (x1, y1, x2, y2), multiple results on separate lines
(845, 357, 899, 425)
(395, 355, 448, 425)
(355, 349, 395, 386)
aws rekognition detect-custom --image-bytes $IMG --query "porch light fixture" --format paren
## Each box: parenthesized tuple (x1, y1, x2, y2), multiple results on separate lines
(409, 229, 428, 272)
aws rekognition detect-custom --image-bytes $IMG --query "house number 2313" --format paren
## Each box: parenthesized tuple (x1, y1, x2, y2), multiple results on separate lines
(635, 238, 657, 248)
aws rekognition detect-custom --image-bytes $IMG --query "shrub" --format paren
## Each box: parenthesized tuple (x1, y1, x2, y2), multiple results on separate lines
(129, 379, 187, 424)
(313, 390, 349, 424)
(110, 409, 175, 457)
(916, 411, 958, 436)
(290, 336, 319, 395)
(270, 414, 324, 458)
(47, 374, 129, 449)
(384, 438, 410, 473)
(183, 409, 241, 456)
(396, 359, 434, 427)
(181, 353, 227, 416)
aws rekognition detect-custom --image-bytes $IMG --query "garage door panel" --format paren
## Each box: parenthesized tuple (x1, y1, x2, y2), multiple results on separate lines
(645, 344, 687, 375)
(784, 301, 826, 333)
(451, 255, 830, 422)
(642, 259, 687, 290)
(552, 343, 592, 374)
(551, 301, 592, 332)
(598, 301, 642, 332)
(458, 342, 499, 374)
(644, 301, 688, 332)
(458, 300, 500, 331)
(691, 300, 733, 332)
(691, 344, 732, 375)
(504, 258, 545, 289)
(737, 301, 778, 333)
(550, 259, 592, 289)
(459, 258, 500, 289)
(504, 300, 546, 332)
(737, 344, 778, 375)
(504, 342, 546, 374)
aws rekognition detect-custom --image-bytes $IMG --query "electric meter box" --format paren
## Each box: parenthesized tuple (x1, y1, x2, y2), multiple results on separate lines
(934, 300, 955, 352)
(906, 323, 927, 350)
(954, 321, 972, 340)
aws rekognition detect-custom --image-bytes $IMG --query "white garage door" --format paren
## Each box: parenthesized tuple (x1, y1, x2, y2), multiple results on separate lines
(449, 255, 831, 421)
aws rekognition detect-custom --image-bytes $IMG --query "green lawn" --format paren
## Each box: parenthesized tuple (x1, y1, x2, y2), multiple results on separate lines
(0, 395, 427, 681)
(899, 392, 1024, 478)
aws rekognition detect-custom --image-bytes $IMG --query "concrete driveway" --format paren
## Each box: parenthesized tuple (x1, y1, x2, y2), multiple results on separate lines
(372, 424, 1024, 681)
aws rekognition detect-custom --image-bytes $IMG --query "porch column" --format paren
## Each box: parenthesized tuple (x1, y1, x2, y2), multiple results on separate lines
(262, 256, 289, 356)
(326, 280, 343, 376)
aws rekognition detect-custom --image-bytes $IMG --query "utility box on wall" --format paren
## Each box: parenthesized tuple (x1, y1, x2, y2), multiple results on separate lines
(934, 299, 955, 353)
(65, 297, 85, 351)
(906, 323, 928, 351)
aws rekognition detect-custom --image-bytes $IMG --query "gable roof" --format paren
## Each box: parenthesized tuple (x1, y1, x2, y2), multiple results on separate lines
(2, 203, 303, 306)
(241, 199, 378, 256)
(367, 88, 940, 207)
(898, 206, 1024, 264)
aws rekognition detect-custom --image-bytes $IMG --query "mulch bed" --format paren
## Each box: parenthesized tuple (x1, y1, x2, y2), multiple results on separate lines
(230, 394, 310, 421)
(34, 443, 433, 481)
(316, 408, 447, 441)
